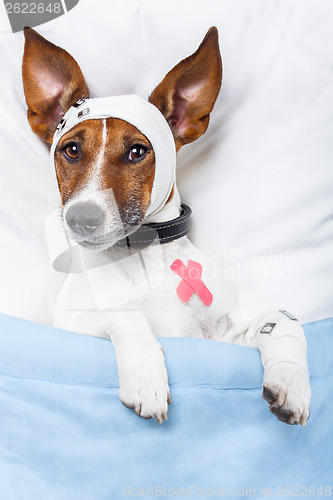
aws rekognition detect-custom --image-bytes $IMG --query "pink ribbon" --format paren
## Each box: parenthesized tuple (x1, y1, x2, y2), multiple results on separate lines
(170, 259, 213, 306)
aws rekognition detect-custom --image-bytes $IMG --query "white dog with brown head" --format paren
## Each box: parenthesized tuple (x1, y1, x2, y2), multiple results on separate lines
(22, 26, 311, 425)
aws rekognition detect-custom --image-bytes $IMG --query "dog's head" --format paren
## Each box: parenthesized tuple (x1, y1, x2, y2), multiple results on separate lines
(22, 27, 222, 250)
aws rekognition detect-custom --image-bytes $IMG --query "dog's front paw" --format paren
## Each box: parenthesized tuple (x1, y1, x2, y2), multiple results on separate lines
(262, 363, 311, 426)
(118, 342, 170, 423)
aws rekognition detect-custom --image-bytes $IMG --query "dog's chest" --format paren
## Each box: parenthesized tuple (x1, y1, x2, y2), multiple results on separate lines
(54, 237, 236, 340)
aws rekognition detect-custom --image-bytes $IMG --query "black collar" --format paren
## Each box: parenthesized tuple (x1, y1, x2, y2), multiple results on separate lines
(53, 203, 192, 272)
(119, 203, 192, 249)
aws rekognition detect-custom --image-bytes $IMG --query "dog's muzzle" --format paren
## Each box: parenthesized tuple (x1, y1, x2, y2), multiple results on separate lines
(65, 202, 105, 238)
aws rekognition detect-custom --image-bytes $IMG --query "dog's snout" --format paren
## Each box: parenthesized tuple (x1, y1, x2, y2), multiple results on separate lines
(65, 202, 105, 237)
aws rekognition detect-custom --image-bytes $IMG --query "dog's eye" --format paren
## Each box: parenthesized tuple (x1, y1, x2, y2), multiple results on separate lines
(63, 143, 79, 160)
(127, 144, 148, 162)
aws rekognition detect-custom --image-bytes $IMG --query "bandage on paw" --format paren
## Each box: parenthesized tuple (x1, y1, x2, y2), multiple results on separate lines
(245, 310, 309, 376)
(257, 314, 308, 376)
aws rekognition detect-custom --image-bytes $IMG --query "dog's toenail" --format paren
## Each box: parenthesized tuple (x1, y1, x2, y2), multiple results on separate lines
(262, 386, 276, 404)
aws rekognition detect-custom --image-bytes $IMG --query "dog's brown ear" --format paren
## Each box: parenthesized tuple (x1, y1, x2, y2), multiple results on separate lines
(149, 27, 222, 150)
(22, 27, 89, 143)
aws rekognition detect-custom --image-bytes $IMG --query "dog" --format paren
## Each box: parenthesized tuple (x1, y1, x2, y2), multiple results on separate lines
(22, 26, 311, 425)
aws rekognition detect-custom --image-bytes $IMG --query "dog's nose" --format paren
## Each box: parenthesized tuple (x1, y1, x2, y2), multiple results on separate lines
(65, 202, 105, 237)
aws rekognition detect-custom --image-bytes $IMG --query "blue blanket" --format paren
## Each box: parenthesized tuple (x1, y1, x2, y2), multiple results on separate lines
(0, 314, 332, 499)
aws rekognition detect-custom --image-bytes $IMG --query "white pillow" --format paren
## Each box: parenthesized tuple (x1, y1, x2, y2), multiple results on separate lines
(0, 0, 332, 324)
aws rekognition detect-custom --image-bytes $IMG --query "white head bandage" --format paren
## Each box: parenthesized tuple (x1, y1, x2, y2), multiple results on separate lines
(50, 95, 176, 220)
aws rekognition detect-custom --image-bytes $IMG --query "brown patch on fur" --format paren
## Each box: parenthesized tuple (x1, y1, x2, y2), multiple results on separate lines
(149, 27, 222, 151)
(55, 118, 155, 220)
(22, 27, 89, 142)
